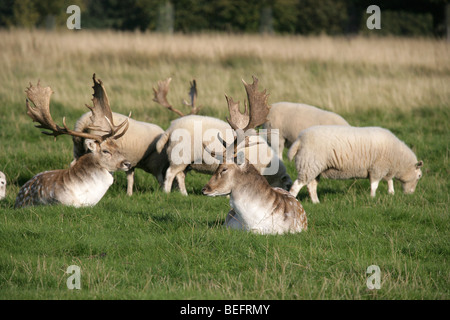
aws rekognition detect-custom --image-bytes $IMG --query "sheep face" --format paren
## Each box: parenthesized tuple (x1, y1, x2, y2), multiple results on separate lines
(401, 161, 423, 194)
(264, 165, 292, 190)
(0, 171, 6, 200)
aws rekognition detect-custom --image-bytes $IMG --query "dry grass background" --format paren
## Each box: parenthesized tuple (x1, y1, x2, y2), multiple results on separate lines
(0, 29, 448, 128)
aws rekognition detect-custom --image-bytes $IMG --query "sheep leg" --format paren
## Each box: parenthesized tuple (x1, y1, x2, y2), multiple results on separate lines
(126, 168, 135, 196)
(289, 179, 305, 198)
(164, 164, 188, 194)
(387, 179, 395, 194)
(307, 179, 320, 203)
(370, 178, 380, 197)
(277, 137, 285, 160)
(175, 171, 187, 196)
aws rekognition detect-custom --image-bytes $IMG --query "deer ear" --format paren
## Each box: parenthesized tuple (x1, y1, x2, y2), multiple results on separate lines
(236, 153, 250, 169)
(85, 139, 99, 152)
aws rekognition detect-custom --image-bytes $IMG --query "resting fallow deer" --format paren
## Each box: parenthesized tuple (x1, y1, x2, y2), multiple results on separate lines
(201, 77, 307, 234)
(15, 78, 131, 208)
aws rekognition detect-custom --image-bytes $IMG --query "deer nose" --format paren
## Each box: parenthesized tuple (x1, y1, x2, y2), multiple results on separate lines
(201, 186, 209, 195)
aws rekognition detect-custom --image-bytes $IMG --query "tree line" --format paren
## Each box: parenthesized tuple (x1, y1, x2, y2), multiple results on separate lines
(0, 0, 448, 37)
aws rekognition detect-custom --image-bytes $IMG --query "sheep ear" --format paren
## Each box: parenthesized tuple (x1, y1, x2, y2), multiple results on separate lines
(416, 161, 423, 168)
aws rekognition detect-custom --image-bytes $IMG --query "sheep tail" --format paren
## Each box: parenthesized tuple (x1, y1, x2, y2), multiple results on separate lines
(156, 131, 170, 153)
(287, 139, 301, 161)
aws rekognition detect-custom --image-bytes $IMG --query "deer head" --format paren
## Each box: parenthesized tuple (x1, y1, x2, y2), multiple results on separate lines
(202, 76, 271, 196)
(25, 78, 131, 171)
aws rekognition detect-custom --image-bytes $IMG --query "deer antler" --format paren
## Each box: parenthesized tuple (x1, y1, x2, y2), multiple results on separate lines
(227, 76, 270, 132)
(152, 78, 185, 117)
(85, 74, 131, 134)
(26, 81, 129, 143)
(205, 76, 269, 162)
(225, 95, 248, 130)
(26, 81, 61, 138)
(183, 79, 200, 115)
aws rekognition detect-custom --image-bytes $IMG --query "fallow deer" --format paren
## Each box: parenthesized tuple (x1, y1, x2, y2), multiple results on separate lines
(201, 77, 307, 234)
(15, 78, 131, 208)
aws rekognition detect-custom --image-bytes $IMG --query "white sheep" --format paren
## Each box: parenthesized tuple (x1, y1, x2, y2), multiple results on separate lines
(0, 171, 6, 200)
(288, 125, 423, 203)
(263, 102, 349, 158)
(73, 111, 170, 195)
(156, 114, 292, 195)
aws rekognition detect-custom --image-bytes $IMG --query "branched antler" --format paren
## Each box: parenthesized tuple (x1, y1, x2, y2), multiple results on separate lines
(153, 78, 201, 117)
(26, 81, 62, 138)
(227, 76, 270, 131)
(152, 78, 185, 117)
(205, 76, 270, 162)
(26, 79, 129, 143)
(183, 79, 201, 115)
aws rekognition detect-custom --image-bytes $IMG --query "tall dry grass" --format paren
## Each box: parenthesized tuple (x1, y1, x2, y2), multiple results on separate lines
(2, 29, 448, 67)
(0, 29, 449, 124)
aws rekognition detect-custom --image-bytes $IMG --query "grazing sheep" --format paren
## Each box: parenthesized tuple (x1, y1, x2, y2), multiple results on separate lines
(73, 112, 170, 195)
(263, 102, 349, 159)
(156, 115, 292, 195)
(288, 125, 423, 203)
(0, 171, 6, 200)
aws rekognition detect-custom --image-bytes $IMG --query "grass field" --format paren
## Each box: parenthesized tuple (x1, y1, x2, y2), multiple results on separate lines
(0, 30, 449, 300)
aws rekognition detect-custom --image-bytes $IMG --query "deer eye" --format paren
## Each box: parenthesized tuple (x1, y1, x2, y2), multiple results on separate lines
(221, 167, 228, 174)
(102, 150, 111, 155)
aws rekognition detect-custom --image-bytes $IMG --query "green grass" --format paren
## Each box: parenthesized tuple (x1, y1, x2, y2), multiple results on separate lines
(0, 31, 449, 300)
(1, 105, 448, 300)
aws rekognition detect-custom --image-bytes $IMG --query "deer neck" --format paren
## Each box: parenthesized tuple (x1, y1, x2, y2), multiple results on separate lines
(66, 153, 114, 206)
(229, 165, 273, 227)
(70, 153, 112, 180)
